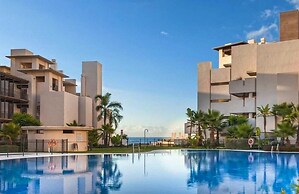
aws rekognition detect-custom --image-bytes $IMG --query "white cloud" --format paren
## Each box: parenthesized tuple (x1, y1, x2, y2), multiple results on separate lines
(287, 0, 299, 8)
(261, 7, 279, 19)
(246, 23, 278, 40)
(160, 31, 168, 36)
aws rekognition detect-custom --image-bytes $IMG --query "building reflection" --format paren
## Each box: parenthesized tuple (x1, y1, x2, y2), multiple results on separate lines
(184, 150, 299, 194)
(0, 154, 123, 194)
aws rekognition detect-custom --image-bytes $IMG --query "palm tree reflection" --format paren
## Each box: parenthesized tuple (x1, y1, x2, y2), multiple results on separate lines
(185, 151, 299, 193)
(96, 155, 122, 194)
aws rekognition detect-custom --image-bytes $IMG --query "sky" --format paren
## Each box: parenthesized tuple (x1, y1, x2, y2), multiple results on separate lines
(0, 0, 298, 137)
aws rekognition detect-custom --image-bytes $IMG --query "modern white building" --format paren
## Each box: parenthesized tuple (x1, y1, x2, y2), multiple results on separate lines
(196, 9, 299, 135)
(0, 48, 103, 151)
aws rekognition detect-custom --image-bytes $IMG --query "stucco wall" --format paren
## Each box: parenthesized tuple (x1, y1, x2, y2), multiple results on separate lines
(27, 130, 88, 152)
(231, 44, 257, 80)
(79, 96, 93, 127)
(198, 62, 211, 112)
(40, 91, 79, 126)
(82, 61, 102, 128)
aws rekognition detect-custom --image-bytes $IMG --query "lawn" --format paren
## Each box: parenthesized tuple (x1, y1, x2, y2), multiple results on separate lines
(87, 145, 185, 153)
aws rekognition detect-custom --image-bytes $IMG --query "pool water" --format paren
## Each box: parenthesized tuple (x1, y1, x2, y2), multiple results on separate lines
(0, 150, 298, 194)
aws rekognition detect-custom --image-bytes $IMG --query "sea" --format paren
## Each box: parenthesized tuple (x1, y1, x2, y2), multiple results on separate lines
(127, 137, 170, 145)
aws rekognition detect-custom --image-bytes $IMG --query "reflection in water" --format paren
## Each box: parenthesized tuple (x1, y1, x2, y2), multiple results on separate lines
(1, 151, 299, 193)
(96, 155, 122, 194)
(184, 150, 299, 193)
(0, 155, 123, 194)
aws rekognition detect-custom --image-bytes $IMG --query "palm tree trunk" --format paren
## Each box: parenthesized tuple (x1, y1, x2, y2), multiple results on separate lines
(198, 125, 202, 146)
(263, 116, 267, 138)
(216, 130, 219, 145)
(274, 116, 277, 130)
(189, 123, 192, 138)
(286, 137, 290, 147)
(297, 124, 299, 146)
(210, 129, 214, 144)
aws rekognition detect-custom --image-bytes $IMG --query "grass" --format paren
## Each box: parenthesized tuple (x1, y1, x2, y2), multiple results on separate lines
(87, 145, 185, 153)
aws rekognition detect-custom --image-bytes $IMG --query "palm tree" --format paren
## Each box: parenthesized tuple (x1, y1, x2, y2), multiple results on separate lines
(257, 104, 271, 138)
(205, 109, 224, 145)
(99, 124, 115, 146)
(193, 110, 205, 145)
(271, 104, 280, 130)
(109, 108, 123, 130)
(274, 121, 296, 146)
(286, 104, 299, 145)
(0, 123, 21, 144)
(186, 108, 195, 138)
(66, 120, 84, 126)
(95, 92, 123, 146)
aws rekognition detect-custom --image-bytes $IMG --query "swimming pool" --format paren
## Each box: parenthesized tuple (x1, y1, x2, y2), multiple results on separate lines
(0, 150, 298, 193)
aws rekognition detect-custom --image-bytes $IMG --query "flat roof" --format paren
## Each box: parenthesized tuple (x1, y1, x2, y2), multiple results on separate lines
(22, 126, 92, 131)
(63, 80, 77, 86)
(6, 55, 54, 64)
(213, 41, 248, 51)
(18, 68, 69, 78)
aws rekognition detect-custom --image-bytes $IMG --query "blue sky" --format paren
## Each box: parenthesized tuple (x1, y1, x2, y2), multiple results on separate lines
(0, 0, 298, 137)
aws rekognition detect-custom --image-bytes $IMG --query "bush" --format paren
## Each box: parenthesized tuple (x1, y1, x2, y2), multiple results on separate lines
(224, 138, 252, 149)
(0, 145, 19, 153)
(12, 113, 41, 126)
(111, 134, 122, 146)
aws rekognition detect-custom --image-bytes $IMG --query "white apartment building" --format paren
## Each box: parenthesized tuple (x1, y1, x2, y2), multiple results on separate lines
(0, 48, 102, 151)
(197, 10, 299, 135)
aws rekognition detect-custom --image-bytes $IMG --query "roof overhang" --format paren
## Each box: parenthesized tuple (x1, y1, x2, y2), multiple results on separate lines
(18, 68, 69, 78)
(213, 41, 248, 51)
(6, 55, 54, 64)
(22, 126, 93, 131)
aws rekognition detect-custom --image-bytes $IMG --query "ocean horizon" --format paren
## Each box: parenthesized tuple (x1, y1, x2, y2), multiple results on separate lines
(127, 137, 170, 144)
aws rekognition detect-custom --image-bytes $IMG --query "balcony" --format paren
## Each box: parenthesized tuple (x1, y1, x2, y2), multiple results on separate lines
(229, 78, 256, 97)
(211, 68, 230, 85)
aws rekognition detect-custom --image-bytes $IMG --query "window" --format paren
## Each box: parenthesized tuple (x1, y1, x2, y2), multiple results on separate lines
(21, 63, 32, 69)
(222, 48, 231, 57)
(36, 76, 45, 82)
(63, 130, 74, 134)
(36, 130, 44, 134)
(52, 78, 58, 91)
(39, 64, 45, 69)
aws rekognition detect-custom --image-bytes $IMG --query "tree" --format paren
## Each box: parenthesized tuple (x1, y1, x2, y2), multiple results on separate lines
(273, 121, 296, 146)
(109, 109, 123, 130)
(88, 129, 100, 149)
(257, 104, 271, 138)
(235, 124, 255, 139)
(186, 108, 195, 138)
(95, 92, 123, 146)
(226, 115, 249, 138)
(205, 109, 225, 145)
(98, 124, 115, 146)
(193, 110, 205, 145)
(12, 113, 41, 126)
(111, 134, 122, 146)
(0, 123, 21, 144)
(286, 104, 299, 145)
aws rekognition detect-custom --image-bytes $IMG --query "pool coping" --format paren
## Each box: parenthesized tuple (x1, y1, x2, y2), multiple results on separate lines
(0, 148, 298, 161)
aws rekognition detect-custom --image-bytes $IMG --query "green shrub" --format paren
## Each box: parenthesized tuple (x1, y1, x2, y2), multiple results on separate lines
(12, 113, 41, 126)
(224, 138, 252, 149)
(0, 145, 19, 153)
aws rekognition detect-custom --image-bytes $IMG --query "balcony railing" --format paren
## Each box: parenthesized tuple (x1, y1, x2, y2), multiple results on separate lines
(0, 88, 28, 101)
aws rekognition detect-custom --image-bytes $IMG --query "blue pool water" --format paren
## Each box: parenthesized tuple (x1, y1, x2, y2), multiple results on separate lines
(0, 150, 299, 193)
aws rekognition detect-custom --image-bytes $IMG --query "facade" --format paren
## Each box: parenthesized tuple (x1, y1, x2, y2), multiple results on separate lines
(196, 10, 299, 136)
(0, 49, 102, 151)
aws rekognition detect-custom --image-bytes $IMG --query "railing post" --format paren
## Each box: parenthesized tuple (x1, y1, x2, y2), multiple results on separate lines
(35, 139, 38, 155)
(42, 139, 44, 152)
